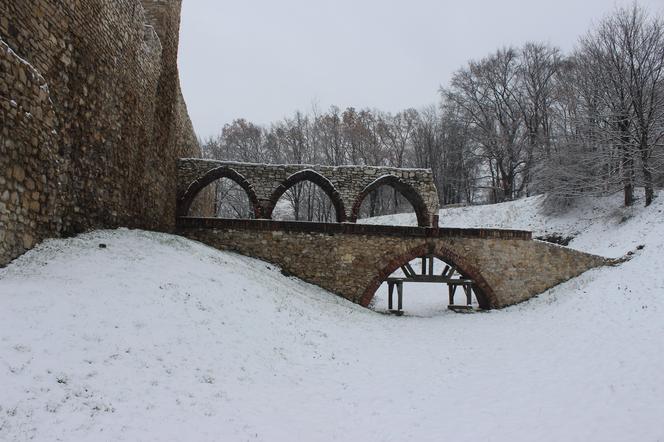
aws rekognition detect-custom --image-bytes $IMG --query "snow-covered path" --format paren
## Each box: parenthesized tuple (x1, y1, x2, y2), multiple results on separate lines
(1, 195, 663, 441)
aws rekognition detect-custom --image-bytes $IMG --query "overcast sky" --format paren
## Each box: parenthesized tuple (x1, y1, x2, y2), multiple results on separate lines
(178, 0, 663, 139)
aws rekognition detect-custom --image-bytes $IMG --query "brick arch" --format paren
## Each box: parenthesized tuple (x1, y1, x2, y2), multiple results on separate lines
(358, 243, 498, 310)
(266, 169, 346, 222)
(350, 175, 431, 227)
(177, 166, 260, 217)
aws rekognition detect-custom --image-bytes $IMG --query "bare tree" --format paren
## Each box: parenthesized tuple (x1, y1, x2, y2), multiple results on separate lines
(444, 48, 530, 202)
(377, 109, 418, 168)
(517, 42, 562, 195)
(618, 4, 664, 206)
(314, 106, 345, 166)
(562, 4, 664, 206)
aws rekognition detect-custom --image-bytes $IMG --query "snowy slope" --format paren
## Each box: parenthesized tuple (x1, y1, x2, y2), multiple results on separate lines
(1, 194, 663, 441)
(365, 192, 662, 258)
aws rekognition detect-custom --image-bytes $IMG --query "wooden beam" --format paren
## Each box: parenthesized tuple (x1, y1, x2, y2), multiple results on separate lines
(387, 276, 473, 284)
(387, 277, 406, 282)
(388, 281, 394, 310)
(397, 281, 403, 310)
(404, 263, 416, 278)
(464, 284, 472, 306)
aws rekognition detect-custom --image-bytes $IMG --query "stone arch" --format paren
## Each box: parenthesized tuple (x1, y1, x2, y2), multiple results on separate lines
(358, 243, 498, 310)
(267, 169, 346, 222)
(178, 166, 260, 217)
(350, 175, 431, 227)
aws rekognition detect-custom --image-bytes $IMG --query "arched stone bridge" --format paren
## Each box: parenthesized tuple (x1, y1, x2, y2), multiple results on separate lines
(177, 218, 607, 309)
(176, 160, 609, 310)
(177, 159, 440, 227)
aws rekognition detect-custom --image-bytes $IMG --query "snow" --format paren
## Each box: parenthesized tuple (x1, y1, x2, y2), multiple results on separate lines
(365, 192, 660, 258)
(1, 193, 663, 441)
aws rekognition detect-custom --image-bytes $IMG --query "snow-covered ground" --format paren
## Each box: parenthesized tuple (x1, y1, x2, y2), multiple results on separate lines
(1, 193, 663, 441)
(365, 192, 660, 259)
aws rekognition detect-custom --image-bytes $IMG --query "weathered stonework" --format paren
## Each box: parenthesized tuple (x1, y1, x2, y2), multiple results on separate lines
(0, 0, 207, 266)
(0, 41, 61, 259)
(177, 159, 441, 227)
(177, 218, 609, 309)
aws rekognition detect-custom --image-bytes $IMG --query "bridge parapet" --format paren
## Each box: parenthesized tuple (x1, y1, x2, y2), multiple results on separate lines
(177, 216, 532, 240)
(177, 159, 440, 227)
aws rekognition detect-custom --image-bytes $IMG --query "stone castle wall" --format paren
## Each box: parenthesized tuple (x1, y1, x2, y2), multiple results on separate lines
(0, 0, 204, 265)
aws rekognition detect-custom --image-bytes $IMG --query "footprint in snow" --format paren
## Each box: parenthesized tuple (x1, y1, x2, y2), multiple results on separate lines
(13, 344, 30, 353)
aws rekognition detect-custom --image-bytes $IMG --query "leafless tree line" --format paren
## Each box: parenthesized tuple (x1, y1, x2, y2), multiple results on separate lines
(539, 4, 664, 208)
(202, 3, 664, 220)
(201, 105, 477, 221)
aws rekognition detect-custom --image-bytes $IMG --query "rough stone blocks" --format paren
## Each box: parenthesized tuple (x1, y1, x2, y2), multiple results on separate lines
(0, 0, 205, 266)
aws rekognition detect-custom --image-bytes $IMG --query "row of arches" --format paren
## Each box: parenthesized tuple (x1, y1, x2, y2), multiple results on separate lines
(178, 166, 432, 226)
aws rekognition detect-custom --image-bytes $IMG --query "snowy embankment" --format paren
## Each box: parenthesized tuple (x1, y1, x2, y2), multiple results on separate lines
(1, 193, 663, 441)
(366, 192, 659, 259)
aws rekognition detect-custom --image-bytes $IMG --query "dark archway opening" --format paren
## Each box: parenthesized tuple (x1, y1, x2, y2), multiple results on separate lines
(268, 170, 346, 222)
(354, 185, 419, 226)
(360, 244, 496, 314)
(369, 255, 480, 316)
(178, 166, 260, 218)
(191, 177, 256, 218)
(351, 175, 430, 227)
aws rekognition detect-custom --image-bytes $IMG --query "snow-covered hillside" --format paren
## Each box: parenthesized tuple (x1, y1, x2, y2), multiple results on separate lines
(365, 192, 661, 259)
(1, 194, 663, 441)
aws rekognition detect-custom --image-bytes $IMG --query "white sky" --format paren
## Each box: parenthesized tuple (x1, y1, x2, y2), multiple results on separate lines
(178, 0, 663, 139)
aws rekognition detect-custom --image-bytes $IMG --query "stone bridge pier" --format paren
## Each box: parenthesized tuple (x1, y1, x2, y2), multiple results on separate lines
(176, 159, 441, 227)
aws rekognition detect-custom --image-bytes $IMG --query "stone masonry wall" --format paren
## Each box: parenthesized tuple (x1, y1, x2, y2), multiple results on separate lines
(0, 40, 61, 258)
(177, 218, 608, 309)
(0, 0, 204, 266)
(177, 159, 441, 227)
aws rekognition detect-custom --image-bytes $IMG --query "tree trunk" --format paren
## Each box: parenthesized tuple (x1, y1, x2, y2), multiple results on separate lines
(623, 155, 635, 207)
(642, 150, 654, 207)
(621, 131, 635, 207)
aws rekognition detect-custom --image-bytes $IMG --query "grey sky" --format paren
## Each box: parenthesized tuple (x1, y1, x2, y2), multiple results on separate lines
(178, 0, 663, 139)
